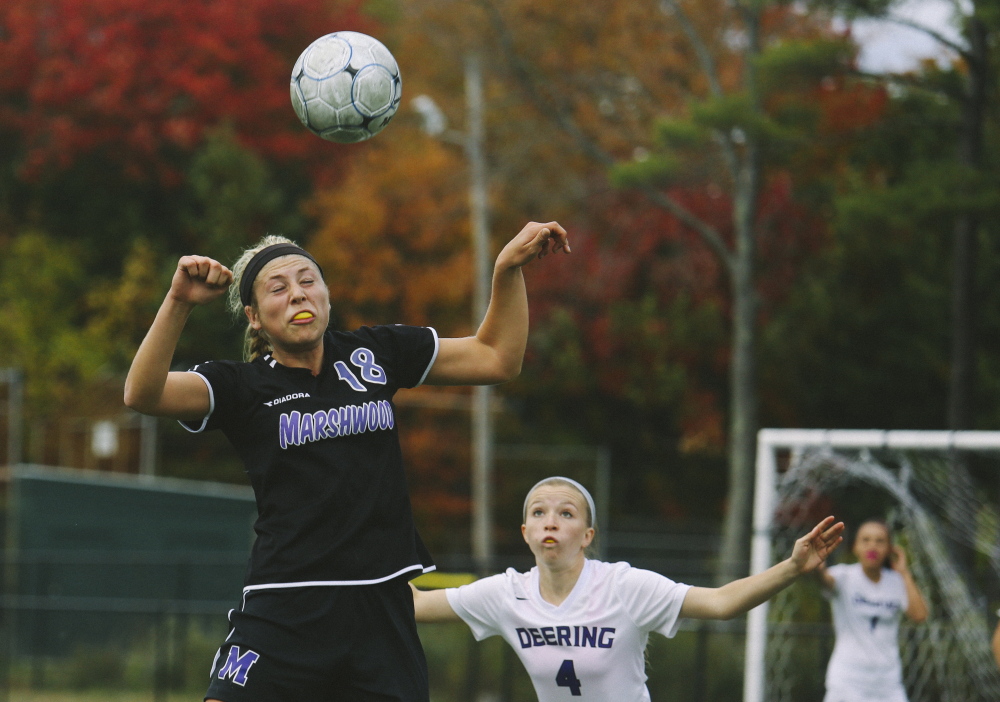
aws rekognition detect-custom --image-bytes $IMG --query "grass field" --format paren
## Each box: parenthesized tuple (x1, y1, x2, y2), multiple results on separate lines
(4, 621, 754, 702)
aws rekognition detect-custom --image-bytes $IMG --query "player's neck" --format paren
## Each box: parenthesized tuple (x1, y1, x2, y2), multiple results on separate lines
(537, 555, 586, 606)
(861, 564, 883, 583)
(271, 343, 325, 376)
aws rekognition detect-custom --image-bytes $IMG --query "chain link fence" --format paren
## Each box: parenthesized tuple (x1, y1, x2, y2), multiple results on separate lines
(1, 464, 753, 701)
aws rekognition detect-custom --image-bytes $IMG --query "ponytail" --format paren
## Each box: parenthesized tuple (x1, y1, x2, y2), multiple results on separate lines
(227, 234, 298, 362)
(244, 326, 273, 363)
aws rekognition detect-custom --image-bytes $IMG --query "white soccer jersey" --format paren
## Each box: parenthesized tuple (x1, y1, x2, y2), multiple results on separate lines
(446, 559, 690, 702)
(824, 562, 909, 702)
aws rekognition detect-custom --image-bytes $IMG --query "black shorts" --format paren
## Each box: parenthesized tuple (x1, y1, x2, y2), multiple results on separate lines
(205, 578, 428, 702)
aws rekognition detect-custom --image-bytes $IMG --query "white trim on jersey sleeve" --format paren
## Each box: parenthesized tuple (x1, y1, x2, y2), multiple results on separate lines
(177, 370, 215, 434)
(415, 326, 440, 387)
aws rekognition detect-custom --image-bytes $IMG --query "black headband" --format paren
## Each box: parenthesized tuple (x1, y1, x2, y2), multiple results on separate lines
(239, 243, 324, 307)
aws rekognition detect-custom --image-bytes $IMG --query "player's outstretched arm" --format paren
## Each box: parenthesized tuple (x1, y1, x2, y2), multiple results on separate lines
(124, 256, 233, 420)
(680, 517, 844, 621)
(426, 221, 569, 386)
(813, 560, 837, 591)
(409, 583, 462, 623)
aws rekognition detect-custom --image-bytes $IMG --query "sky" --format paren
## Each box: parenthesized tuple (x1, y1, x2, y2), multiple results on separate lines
(847, 0, 965, 73)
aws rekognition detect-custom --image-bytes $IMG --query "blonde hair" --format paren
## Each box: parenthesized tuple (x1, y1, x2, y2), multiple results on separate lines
(523, 477, 595, 528)
(227, 234, 298, 362)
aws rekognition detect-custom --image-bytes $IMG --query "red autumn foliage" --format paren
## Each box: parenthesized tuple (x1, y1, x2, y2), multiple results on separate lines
(816, 77, 889, 134)
(0, 0, 373, 182)
(523, 165, 834, 460)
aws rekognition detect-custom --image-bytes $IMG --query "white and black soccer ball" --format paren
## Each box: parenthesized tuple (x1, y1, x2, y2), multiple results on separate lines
(290, 31, 402, 144)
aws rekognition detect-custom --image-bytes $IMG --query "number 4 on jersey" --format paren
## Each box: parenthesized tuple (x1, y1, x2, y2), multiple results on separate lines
(556, 659, 582, 696)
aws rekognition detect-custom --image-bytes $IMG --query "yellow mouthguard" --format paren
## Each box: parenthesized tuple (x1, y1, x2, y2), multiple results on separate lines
(293, 312, 314, 320)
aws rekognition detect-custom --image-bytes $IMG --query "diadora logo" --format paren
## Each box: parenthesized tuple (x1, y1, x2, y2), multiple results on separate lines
(217, 645, 260, 686)
(264, 392, 311, 407)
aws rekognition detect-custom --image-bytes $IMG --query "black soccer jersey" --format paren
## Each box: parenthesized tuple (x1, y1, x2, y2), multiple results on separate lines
(181, 325, 439, 589)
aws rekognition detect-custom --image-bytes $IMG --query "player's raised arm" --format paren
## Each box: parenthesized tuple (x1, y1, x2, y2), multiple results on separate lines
(992, 618, 1000, 669)
(124, 256, 233, 420)
(425, 221, 569, 386)
(813, 560, 837, 591)
(680, 517, 844, 620)
(890, 546, 929, 623)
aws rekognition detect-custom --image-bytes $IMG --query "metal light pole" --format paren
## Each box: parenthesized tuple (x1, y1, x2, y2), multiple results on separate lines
(139, 414, 158, 477)
(0, 368, 23, 468)
(413, 54, 494, 575)
(464, 54, 495, 576)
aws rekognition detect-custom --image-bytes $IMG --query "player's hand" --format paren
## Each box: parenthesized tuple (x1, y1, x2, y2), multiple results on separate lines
(496, 221, 570, 270)
(790, 516, 844, 575)
(168, 256, 233, 306)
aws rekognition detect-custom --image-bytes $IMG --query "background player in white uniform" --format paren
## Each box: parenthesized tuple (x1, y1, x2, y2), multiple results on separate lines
(124, 221, 569, 702)
(817, 519, 928, 702)
(993, 609, 1000, 669)
(411, 477, 845, 702)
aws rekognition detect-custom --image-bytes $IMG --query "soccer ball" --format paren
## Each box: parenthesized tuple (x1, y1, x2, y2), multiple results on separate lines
(289, 32, 402, 144)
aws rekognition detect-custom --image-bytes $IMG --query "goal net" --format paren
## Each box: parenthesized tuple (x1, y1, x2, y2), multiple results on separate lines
(743, 430, 1000, 702)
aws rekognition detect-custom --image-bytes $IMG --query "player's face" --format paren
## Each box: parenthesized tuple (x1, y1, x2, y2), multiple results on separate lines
(852, 522, 891, 570)
(521, 485, 594, 566)
(246, 255, 330, 350)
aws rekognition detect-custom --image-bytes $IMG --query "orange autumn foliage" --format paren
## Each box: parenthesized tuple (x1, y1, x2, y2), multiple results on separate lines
(307, 127, 473, 334)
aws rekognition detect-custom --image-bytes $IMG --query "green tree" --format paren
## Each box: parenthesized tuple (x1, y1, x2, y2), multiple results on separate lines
(343, 0, 886, 580)
(0, 232, 101, 414)
(482, 0, 863, 579)
(185, 125, 306, 264)
(0, 0, 381, 463)
(812, 0, 1000, 431)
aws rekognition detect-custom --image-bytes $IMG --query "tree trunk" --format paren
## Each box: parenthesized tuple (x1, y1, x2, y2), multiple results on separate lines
(718, 209, 759, 582)
(947, 15, 986, 433)
(716, 4, 762, 584)
(946, 14, 987, 576)
(949, 215, 977, 431)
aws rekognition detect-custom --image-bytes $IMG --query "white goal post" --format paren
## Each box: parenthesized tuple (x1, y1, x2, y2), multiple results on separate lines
(743, 429, 1000, 702)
